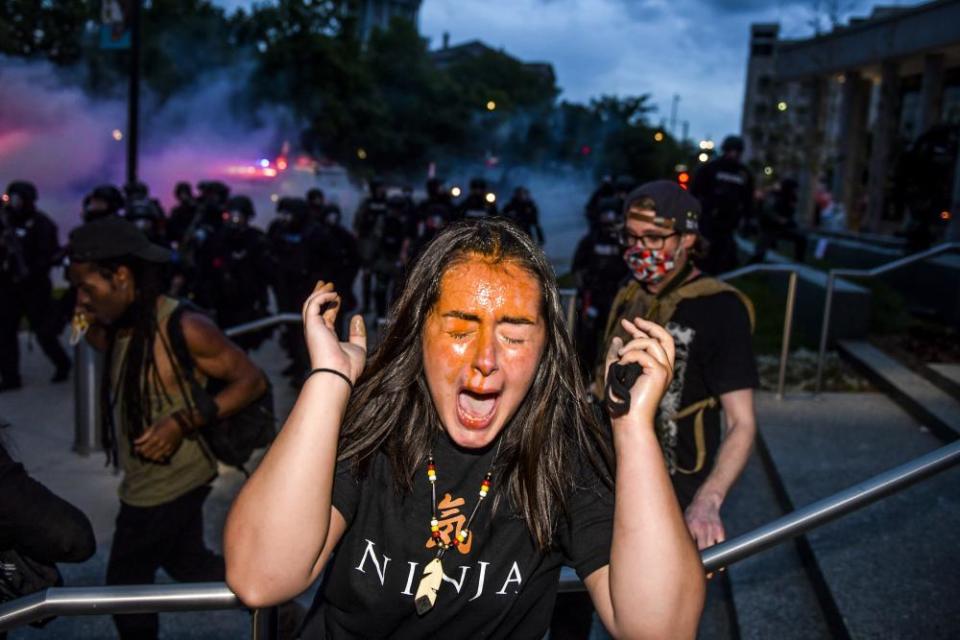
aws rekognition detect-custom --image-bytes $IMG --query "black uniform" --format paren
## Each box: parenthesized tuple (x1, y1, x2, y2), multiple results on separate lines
(354, 189, 388, 313)
(0, 183, 71, 389)
(690, 156, 754, 275)
(750, 179, 807, 263)
(166, 183, 197, 248)
(571, 200, 628, 381)
(456, 179, 498, 220)
(205, 210, 274, 350)
(502, 190, 544, 244)
(370, 197, 414, 318)
(320, 205, 361, 326)
(270, 198, 327, 377)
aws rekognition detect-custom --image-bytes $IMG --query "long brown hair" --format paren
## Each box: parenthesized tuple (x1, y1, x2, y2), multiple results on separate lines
(338, 218, 612, 549)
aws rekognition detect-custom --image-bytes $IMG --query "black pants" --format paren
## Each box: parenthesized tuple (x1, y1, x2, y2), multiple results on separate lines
(0, 278, 70, 385)
(106, 484, 224, 640)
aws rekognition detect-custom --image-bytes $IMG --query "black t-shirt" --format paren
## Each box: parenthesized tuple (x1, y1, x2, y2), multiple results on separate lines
(302, 433, 613, 639)
(658, 290, 758, 508)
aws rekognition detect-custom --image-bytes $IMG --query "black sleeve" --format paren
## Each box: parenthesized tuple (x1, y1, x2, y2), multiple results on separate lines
(702, 292, 759, 397)
(331, 457, 361, 523)
(0, 446, 96, 563)
(555, 461, 615, 581)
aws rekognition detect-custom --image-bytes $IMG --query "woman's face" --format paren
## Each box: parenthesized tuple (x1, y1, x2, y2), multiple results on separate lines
(422, 256, 547, 449)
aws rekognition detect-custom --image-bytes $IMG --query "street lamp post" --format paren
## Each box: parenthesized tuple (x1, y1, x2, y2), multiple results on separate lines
(126, 0, 142, 187)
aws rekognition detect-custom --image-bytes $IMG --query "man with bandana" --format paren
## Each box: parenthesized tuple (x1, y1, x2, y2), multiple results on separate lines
(597, 180, 759, 555)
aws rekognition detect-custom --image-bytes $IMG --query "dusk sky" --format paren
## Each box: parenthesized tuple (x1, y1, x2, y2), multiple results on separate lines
(222, 1, 921, 142)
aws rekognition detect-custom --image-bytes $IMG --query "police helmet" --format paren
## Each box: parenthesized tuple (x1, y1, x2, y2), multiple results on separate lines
(5, 181, 38, 204)
(721, 135, 745, 154)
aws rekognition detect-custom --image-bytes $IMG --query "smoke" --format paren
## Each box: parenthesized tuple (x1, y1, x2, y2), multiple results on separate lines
(0, 56, 363, 234)
(0, 56, 595, 273)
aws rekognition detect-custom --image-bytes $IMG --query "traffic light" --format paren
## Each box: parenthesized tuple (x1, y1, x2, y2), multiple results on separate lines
(677, 171, 691, 190)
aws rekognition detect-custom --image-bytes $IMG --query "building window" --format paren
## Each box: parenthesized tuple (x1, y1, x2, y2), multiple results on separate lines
(752, 43, 773, 57)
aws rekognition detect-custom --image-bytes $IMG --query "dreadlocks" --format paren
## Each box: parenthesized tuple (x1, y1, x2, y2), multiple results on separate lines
(96, 257, 195, 463)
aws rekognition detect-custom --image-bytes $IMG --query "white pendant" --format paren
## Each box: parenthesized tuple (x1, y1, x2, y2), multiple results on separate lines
(414, 557, 443, 615)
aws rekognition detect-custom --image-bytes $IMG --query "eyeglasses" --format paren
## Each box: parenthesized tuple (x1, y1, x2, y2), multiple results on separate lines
(619, 230, 679, 250)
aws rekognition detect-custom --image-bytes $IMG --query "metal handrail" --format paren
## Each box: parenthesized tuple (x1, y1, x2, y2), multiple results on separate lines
(699, 437, 960, 571)
(814, 242, 960, 392)
(224, 313, 302, 338)
(718, 264, 800, 399)
(5, 439, 958, 628)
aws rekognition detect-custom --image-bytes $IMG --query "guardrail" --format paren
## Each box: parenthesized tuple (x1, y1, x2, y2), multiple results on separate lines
(5, 438, 958, 632)
(718, 264, 799, 399)
(814, 242, 960, 393)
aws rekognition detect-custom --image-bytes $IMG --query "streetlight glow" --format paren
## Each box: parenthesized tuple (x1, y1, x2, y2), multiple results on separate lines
(486, 100, 497, 111)
(777, 101, 788, 112)
(112, 129, 123, 141)
(357, 148, 367, 160)
(698, 153, 709, 162)
(654, 131, 665, 142)
(764, 166, 774, 176)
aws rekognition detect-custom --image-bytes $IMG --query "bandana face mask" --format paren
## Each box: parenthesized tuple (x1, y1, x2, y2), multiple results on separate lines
(623, 245, 676, 285)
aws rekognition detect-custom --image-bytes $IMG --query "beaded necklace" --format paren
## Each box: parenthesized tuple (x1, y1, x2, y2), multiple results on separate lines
(414, 438, 501, 615)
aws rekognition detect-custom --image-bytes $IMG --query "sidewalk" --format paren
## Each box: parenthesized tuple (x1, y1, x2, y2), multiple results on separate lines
(1, 330, 303, 639)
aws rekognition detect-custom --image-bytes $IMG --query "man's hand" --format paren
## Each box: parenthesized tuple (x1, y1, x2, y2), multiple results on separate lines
(684, 493, 726, 578)
(134, 415, 185, 462)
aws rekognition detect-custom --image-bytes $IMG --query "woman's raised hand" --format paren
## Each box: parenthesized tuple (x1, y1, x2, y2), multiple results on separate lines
(603, 316, 675, 427)
(301, 280, 367, 384)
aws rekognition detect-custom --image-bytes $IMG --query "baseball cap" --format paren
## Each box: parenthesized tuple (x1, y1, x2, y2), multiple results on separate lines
(623, 180, 700, 233)
(69, 217, 171, 263)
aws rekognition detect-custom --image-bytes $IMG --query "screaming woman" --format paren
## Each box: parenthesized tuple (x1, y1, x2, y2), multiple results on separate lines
(224, 218, 705, 638)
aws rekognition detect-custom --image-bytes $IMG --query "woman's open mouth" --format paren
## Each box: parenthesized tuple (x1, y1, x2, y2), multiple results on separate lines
(456, 388, 501, 430)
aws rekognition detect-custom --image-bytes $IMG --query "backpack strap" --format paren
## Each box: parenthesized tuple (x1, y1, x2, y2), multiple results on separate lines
(162, 300, 218, 428)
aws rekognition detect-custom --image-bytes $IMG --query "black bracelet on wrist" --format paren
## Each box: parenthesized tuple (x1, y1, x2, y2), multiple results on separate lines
(304, 367, 354, 392)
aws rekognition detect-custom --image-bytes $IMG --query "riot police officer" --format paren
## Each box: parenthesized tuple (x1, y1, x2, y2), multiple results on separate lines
(0, 181, 71, 390)
(166, 182, 196, 247)
(353, 179, 388, 313)
(81, 184, 125, 225)
(270, 196, 327, 379)
(455, 177, 498, 219)
(370, 195, 414, 318)
(502, 186, 545, 244)
(306, 188, 326, 225)
(570, 196, 629, 381)
(690, 135, 754, 274)
(204, 195, 274, 350)
(319, 204, 360, 327)
(124, 183, 167, 246)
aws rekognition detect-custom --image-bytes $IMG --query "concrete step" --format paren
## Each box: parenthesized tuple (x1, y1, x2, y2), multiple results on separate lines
(838, 340, 960, 442)
(722, 441, 833, 639)
(755, 392, 960, 639)
(924, 363, 960, 400)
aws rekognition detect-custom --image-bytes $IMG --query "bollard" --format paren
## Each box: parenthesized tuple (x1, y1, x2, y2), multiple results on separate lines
(72, 341, 102, 455)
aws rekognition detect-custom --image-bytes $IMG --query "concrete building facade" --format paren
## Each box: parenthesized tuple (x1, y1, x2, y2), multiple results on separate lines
(741, 1, 960, 235)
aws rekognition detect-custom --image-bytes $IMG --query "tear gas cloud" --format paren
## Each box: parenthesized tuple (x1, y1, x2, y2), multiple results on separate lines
(0, 57, 593, 272)
(0, 57, 362, 233)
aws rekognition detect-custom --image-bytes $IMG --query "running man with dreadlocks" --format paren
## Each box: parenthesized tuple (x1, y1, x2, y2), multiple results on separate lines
(67, 217, 267, 640)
